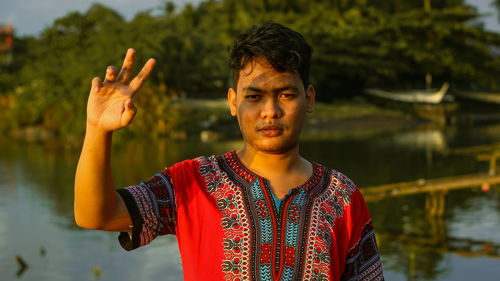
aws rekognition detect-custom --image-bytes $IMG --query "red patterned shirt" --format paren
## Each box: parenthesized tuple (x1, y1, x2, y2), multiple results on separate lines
(117, 151, 384, 281)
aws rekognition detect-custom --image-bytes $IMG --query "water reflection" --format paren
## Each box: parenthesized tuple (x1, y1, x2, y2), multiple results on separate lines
(372, 188, 500, 281)
(0, 122, 499, 280)
(390, 128, 448, 151)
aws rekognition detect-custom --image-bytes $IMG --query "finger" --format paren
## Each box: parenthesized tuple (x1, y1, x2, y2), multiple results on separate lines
(121, 99, 137, 127)
(91, 77, 102, 93)
(104, 66, 118, 83)
(129, 58, 156, 94)
(117, 48, 135, 83)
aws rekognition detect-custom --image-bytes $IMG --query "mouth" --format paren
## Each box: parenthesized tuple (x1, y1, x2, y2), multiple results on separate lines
(258, 124, 283, 137)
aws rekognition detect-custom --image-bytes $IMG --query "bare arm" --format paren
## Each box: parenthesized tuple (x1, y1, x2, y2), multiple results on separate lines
(74, 49, 156, 231)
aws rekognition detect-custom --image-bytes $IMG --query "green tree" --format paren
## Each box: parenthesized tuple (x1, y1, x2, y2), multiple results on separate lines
(2, 0, 500, 138)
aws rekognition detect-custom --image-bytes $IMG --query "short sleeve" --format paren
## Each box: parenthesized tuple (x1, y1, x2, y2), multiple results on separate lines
(117, 169, 176, 251)
(340, 190, 384, 281)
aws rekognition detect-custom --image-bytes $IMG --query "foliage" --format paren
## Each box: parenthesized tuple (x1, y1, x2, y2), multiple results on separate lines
(1, 0, 500, 138)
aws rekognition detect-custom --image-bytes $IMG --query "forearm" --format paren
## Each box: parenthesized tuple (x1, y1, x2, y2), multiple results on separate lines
(74, 49, 154, 231)
(74, 124, 119, 229)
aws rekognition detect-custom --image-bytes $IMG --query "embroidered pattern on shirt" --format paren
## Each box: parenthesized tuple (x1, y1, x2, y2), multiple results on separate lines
(124, 170, 176, 246)
(302, 170, 357, 280)
(197, 155, 252, 281)
(341, 220, 384, 281)
(198, 151, 359, 281)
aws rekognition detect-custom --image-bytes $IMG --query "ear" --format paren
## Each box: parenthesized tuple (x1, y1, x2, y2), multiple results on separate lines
(228, 87, 237, 116)
(305, 85, 315, 113)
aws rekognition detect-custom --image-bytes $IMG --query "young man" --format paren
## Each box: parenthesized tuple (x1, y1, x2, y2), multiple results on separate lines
(74, 23, 384, 281)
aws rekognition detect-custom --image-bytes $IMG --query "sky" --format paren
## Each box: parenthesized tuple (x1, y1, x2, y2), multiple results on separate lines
(0, 0, 499, 36)
(0, 0, 203, 36)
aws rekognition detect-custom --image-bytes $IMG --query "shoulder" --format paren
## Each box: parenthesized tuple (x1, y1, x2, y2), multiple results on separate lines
(314, 164, 372, 228)
(160, 153, 222, 185)
(167, 153, 221, 174)
(314, 163, 365, 210)
(170, 153, 226, 183)
(164, 153, 226, 195)
(328, 167, 358, 194)
(193, 154, 220, 175)
(313, 162, 358, 194)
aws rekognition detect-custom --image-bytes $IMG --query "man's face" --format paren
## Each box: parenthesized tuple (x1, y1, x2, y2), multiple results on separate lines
(228, 57, 315, 154)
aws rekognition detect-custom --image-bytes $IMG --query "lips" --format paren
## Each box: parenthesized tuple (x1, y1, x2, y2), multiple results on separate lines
(258, 124, 283, 137)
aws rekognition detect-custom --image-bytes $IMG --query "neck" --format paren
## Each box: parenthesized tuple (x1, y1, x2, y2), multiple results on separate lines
(236, 144, 306, 177)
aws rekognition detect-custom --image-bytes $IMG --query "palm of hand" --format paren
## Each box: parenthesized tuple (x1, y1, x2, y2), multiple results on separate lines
(87, 83, 134, 131)
(85, 49, 155, 132)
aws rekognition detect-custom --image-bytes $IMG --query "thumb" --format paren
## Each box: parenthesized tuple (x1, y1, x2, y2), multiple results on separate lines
(121, 99, 137, 127)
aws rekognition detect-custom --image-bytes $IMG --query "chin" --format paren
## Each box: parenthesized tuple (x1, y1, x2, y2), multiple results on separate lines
(252, 139, 298, 154)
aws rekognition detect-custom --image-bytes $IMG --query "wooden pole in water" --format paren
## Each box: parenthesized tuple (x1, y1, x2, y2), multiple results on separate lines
(424, 0, 432, 88)
(424, 0, 431, 12)
(361, 172, 500, 202)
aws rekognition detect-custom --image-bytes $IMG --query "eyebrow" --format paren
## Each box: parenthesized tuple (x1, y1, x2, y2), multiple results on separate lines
(244, 86, 264, 93)
(243, 85, 300, 93)
(274, 86, 300, 92)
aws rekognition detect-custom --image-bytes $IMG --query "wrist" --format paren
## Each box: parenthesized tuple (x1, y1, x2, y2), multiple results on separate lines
(85, 122, 114, 137)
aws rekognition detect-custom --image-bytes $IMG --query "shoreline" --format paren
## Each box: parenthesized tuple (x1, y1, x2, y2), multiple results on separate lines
(4, 98, 429, 144)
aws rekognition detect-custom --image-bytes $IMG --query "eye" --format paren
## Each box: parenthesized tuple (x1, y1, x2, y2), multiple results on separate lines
(245, 94, 261, 100)
(279, 93, 296, 99)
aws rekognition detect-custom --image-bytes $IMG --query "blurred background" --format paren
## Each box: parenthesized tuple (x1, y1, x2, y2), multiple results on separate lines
(1, 0, 500, 280)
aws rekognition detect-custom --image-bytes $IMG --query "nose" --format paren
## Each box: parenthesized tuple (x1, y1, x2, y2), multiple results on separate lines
(260, 97, 283, 119)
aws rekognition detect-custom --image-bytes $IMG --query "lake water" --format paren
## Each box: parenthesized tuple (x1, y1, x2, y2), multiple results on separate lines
(1, 121, 499, 281)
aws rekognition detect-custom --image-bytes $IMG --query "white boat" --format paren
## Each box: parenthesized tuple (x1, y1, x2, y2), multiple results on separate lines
(454, 91, 500, 105)
(365, 82, 450, 104)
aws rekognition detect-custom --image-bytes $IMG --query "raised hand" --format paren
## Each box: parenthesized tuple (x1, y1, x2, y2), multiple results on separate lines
(86, 48, 156, 132)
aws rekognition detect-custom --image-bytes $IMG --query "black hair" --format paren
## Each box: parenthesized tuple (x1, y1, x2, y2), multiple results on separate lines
(229, 22, 312, 89)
